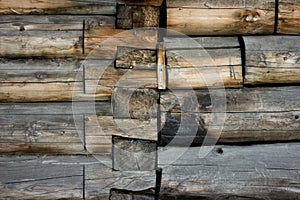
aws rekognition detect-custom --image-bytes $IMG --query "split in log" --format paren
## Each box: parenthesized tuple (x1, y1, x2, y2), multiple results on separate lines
(165, 37, 243, 89)
(243, 36, 300, 85)
(278, 0, 300, 34)
(0, 0, 116, 15)
(167, 0, 275, 35)
(160, 86, 300, 146)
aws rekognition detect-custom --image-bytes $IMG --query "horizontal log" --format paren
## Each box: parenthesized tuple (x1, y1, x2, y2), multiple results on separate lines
(165, 37, 242, 89)
(85, 115, 157, 154)
(278, 0, 300, 34)
(0, 0, 116, 14)
(243, 36, 300, 85)
(0, 155, 84, 199)
(0, 114, 84, 154)
(167, 0, 275, 35)
(84, 29, 158, 59)
(0, 31, 82, 58)
(160, 86, 300, 145)
(118, 0, 163, 6)
(159, 143, 300, 199)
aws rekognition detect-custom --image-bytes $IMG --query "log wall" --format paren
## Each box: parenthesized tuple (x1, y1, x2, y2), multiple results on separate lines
(0, 0, 299, 199)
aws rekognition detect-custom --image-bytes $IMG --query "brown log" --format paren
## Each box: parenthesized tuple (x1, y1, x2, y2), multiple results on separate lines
(0, 31, 82, 58)
(160, 86, 300, 145)
(167, 0, 275, 35)
(165, 37, 243, 89)
(243, 36, 300, 85)
(0, 0, 116, 14)
(278, 0, 300, 34)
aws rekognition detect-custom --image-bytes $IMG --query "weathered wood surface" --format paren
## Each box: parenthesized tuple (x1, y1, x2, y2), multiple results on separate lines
(157, 43, 167, 90)
(118, 0, 163, 6)
(159, 143, 300, 199)
(0, 0, 116, 15)
(0, 31, 82, 58)
(110, 189, 155, 200)
(113, 136, 157, 171)
(0, 155, 84, 199)
(85, 115, 157, 154)
(85, 29, 158, 59)
(167, 0, 275, 35)
(278, 0, 300, 34)
(160, 86, 300, 145)
(117, 4, 160, 29)
(165, 37, 243, 89)
(243, 36, 300, 85)
(0, 102, 111, 154)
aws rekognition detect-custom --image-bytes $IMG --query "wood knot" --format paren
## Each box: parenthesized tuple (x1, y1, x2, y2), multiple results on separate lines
(240, 10, 260, 22)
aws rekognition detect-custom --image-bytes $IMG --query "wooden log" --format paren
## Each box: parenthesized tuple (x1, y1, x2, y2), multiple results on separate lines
(165, 37, 243, 89)
(85, 162, 156, 199)
(0, 0, 116, 15)
(0, 31, 82, 58)
(160, 86, 300, 145)
(0, 156, 84, 199)
(0, 114, 84, 154)
(84, 28, 158, 59)
(243, 36, 300, 85)
(167, 0, 275, 35)
(117, 4, 160, 29)
(85, 115, 157, 154)
(110, 189, 155, 200)
(278, 0, 300, 34)
(159, 143, 300, 199)
(112, 136, 157, 171)
(157, 43, 167, 90)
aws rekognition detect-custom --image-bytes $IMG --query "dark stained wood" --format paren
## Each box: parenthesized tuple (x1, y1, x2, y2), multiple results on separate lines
(159, 143, 300, 199)
(118, 0, 163, 6)
(113, 136, 157, 171)
(167, 0, 275, 35)
(165, 37, 243, 89)
(243, 36, 300, 85)
(110, 189, 155, 200)
(0, 0, 116, 15)
(160, 86, 300, 145)
(278, 0, 300, 34)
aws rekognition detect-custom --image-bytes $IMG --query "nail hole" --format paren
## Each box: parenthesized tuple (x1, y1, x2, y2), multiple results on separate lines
(295, 115, 299, 120)
(216, 148, 223, 154)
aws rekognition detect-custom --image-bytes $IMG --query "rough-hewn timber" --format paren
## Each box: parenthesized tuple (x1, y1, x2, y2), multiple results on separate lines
(160, 87, 300, 145)
(0, 0, 116, 15)
(278, 0, 300, 34)
(167, 0, 275, 35)
(243, 36, 300, 85)
(165, 37, 243, 89)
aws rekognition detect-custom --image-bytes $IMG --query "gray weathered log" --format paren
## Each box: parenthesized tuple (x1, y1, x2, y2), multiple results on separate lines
(165, 37, 243, 89)
(278, 0, 300, 34)
(243, 36, 300, 85)
(0, 0, 116, 15)
(167, 0, 275, 35)
(112, 136, 157, 171)
(159, 143, 300, 199)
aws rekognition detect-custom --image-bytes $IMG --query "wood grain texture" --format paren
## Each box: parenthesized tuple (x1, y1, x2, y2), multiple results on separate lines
(159, 143, 300, 199)
(167, 0, 275, 35)
(118, 0, 163, 6)
(113, 136, 157, 171)
(0, 31, 82, 58)
(243, 36, 300, 85)
(85, 115, 157, 154)
(166, 37, 242, 89)
(0, 155, 84, 199)
(157, 42, 166, 90)
(278, 0, 300, 34)
(0, 0, 116, 14)
(160, 86, 300, 145)
(85, 29, 158, 59)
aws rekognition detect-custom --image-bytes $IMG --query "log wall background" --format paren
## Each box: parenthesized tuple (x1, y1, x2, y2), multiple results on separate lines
(0, 0, 299, 199)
